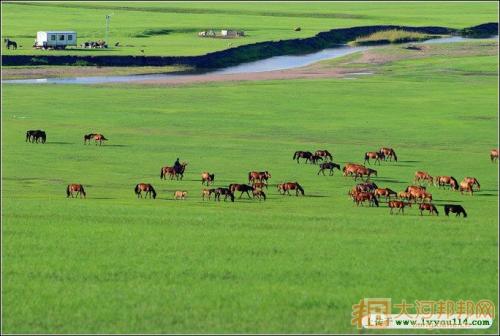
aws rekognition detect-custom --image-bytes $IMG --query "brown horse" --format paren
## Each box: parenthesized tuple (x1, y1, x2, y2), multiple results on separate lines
(252, 182, 268, 190)
(293, 151, 313, 163)
(252, 189, 267, 201)
(444, 204, 467, 217)
(414, 171, 433, 185)
(229, 184, 254, 199)
(419, 203, 439, 216)
(281, 182, 305, 196)
(374, 188, 397, 200)
(92, 134, 108, 146)
(248, 171, 271, 183)
(398, 191, 411, 201)
(315, 149, 333, 161)
(490, 149, 498, 162)
(160, 163, 188, 180)
(214, 188, 235, 202)
(364, 151, 385, 165)
(308, 155, 323, 164)
(380, 147, 398, 162)
(388, 200, 411, 215)
(134, 183, 157, 199)
(435, 176, 459, 190)
(459, 181, 474, 195)
(83, 133, 97, 144)
(462, 177, 480, 191)
(405, 185, 426, 194)
(409, 189, 432, 203)
(355, 182, 378, 193)
(342, 163, 365, 177)
(317, 162, 341, 176)
(66, 184, 86, 198)
(201, 172, 215, 185)
(353, 191, 379, 207)
(202, 188, 217, 200)
(354, 167, 377, 181)
(173, 191, 187, 200)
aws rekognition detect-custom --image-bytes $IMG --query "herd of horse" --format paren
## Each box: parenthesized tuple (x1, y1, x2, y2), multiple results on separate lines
(27, 130, 496, 217)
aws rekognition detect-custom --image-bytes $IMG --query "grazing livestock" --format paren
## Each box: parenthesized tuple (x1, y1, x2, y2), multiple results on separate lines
(202, 188, 216, 200)
(308, 155, 323, 164)
(419, 203, 439, 216)
(252, 182, 268, 190)
(134, 183, 157, 199)
(353, 191, 379, 207)
(364, 151, 385, 165)
(174, 191, 187, 200)
(398, 191, 412, 201)
(214, 188, 235, 202)
(388, 200, 412, 215)
(462, 177, 480, 191)
(444, 204, 467, 218)
(248, 171, 271, 184)
(201, 172, 215, 185)
(435, 176, 459, 190)
(293, 151, 313, 163)
(26, 130, 46, 143)
(379, 147, 398, 162)
(459, 181, 474, 196)
(354, 166, 377, 181)
(374, 188, 397, 200)
(83, 133, 97, 144)
(355, 182, 378, 193)
(87, 133, 108, 146)
(4, 38, 17, 49)
(317, 162, 341, 176)
(314, 150, 333, 161)
(409, 189, 432, 203)
(160, 162, 187, 180)
(252, 189, 266, 201)
(280, 182, 305, 196)
(229, 184, 254, 199)
(490, 149, 498, 162)
(414, 171, 433, 185)
(66, 184, 86, 198)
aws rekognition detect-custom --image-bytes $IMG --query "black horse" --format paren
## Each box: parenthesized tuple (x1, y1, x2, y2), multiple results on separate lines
(4, 38, 17, 50)
(444, 204, 467, 218)
(26, 130, 46, 143)
(317, 162, 341, 175)
(293, 151, 313, 163)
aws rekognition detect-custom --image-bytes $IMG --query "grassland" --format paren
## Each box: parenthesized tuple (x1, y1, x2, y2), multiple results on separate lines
(351, 29, 433, 45)
(1, 1, 498, 56)
(2, 40, 498, 333)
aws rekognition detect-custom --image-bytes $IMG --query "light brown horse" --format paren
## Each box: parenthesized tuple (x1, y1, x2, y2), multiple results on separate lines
(388, 200, 412, 215)
(248, 171, 271, 184)
(419, 203, 439, 216)
(134, 183, 157, 199)
(435, 176, 459, 190)
(354, 166, 377, 181)
(380, 147, 398, 162)
(91, 133, 108, 146)
(314, 149, 333, 161)
(364, 151, 385, 165)
(409, 189, 432, 203)
(343, 164, 364, 177)
(173, 191, 187, 200)
(490, 149, 498, 162)
(374, 188, 397, 200)
(202, 188, 216, 200)
(252, 181, 268, 190)
(201, 172, 215, 185)
(405, 185, 426, 194)
(414, 171, 433, 185)
(459, 181, 474, 195)
(281, 182, 305, 196)
(252, 189, 267, 201)
(398, 191, 411, 201)
(160, 163, 188, 180)
(66, 184, 86, 198)
(462, 177, 480, 191)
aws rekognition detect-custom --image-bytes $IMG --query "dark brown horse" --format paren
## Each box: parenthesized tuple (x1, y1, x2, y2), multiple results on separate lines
(248, 171, 271, 183)
(435, 176, 459, 190)
(374, 188, 397, 200)
(364, 151, 385, 165)
(214, 188, 235, 202)
(380, 147, 398, 162)
(83, 133, 97, 144)
(414, 171, 433, 185)
(388, 200, 411, 215)
(229, 184, 254, 199)
(444, 204, 467, 217)
(490, 149, 498, 162)
(317, 162, 341, 176)
(201, 172, 215, 185)
(354, 166, 377, 181)
(314, 149, 333, 161)
(293, 151, 313, 163)
(281, 182, 305, 196)
(419, 203, 439, 216)
(353, 191, 379, 207)
(308, 155, 323, 164)
(134, 183, 157, 199)
(160, 163, 187, 180)
(84, 133, 108, 146)
(355, 182, 378, 193)
(66, 184, 86, 198)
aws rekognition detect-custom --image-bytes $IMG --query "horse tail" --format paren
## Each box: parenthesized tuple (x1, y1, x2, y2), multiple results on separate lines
(80, 185, 86, 197)
(461, 207, 467, 218)
(444, 205, 450, 216)
(134, 184, 140, 195)
(373, 196, 379, 207)
(392, 150, 398, 161)
(293, 151, 298, 160)
(150, 186, 157, 199)
(433, 205, 439, 215)
(101, 136, 108, 140)
(26, 131, 30, 142)
(261, 191, 266, 201)
(66, 185, 70, 197)
(229, 192, 235, 202)
(450, 177, 459, 190)
(326, 150, 332, 160)
(364, 153, 368, 161)
(248, 172, 252, 183)
(296, 182, 304, 195)
(160, 168, 164, 179)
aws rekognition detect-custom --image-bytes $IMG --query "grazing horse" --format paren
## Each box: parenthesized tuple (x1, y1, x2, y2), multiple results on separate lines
(435, 176, 459, 190)
(160, 163, 188, 180)
(462, 177, 480, 191)
(201, 172, 215, 185)
(202, 188, 217, 200)
(4, 38, 17, 50)
(281, 182, 305, 196)
(308, 155, 323, 164)
(66, 184, 86, 198)
(353, 191, 379, 207)
(388, 200, 411, 215)
(277, 183, 285, 194)
(248, 171, 271, 184)
(398, 191, 411, 201)
(315, 150, 333, 161)
(214, 188, 235, 202)
(229, 184, 254, 199)
(459, 181, 474, 196)
(134, 183, 157, 199)
(380, 147, 398, 162)
(490, 149, 498, 162)
(405, 185, 426, 194)
(354, 167, 377, 181)
(252, 189, 267, 201)
(364, 151, 385, 165)
(83, 133, 98, 144)
(252, 182, 268, 190)
(26, 130, 46, 143)
(293, 151, 313, 163)
(317, 162, 340, 175)
(355, 182, 378, 193)
(409, 189, 433, 203)
(419, 203, 439, 216)
(93, 134, 108, 146)
(374, 188, 397, 200)
(444, 204, 467, 218)
(414, 171, 433, 185)
(173, 191, 187, 200)
(343, 163, 365, 177)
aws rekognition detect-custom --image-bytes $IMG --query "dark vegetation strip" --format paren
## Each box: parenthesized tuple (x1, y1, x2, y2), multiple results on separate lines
(2, 23, 497, 69)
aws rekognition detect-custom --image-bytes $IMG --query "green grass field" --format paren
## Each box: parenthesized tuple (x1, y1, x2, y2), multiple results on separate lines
(2, 39, 498, 332)
(1, 1, 498, 56)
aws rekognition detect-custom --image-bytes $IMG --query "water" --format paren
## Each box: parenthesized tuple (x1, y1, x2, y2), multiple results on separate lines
(3, 35, 497, 85)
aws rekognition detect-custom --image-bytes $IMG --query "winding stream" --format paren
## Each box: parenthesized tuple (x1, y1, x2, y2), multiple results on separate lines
(3, 36, 497, 85)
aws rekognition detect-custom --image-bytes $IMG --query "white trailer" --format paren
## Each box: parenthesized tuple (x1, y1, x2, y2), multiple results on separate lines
(35, 31, 77, 49)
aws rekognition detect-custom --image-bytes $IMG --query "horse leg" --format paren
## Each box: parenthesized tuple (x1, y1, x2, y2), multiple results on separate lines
(329, 169, 333, 176)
